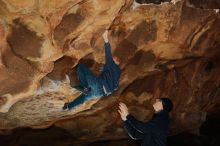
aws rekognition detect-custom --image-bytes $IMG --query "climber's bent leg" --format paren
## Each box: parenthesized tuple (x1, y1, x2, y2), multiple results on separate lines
(65, 78, 105, 110)
(76, 63, 96, 88)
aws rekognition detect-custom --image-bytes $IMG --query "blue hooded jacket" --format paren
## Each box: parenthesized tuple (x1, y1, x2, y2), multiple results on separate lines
(99, 42, 121, 94)
(124, 110, 170, 146)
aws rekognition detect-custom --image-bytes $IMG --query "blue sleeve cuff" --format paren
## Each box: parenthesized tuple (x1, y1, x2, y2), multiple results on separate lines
(126, 115, 133, 122)
(105, 42, 110, 46)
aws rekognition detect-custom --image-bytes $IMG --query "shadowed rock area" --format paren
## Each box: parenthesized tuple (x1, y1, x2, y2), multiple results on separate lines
(0, 0, 220, 145)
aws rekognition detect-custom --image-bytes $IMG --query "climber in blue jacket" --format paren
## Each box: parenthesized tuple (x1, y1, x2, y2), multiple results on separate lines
(118, 98, 173, 146)
(63, 30, 121, 110)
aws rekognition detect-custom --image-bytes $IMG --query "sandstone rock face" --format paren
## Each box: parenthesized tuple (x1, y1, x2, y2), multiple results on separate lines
(0, 0, 220, 142)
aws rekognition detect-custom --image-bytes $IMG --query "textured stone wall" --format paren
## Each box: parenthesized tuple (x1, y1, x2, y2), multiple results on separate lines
(0, 0, 220, 142)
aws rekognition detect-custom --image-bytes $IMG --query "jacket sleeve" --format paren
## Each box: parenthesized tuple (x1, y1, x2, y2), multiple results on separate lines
(104, 42, 114, 65)
(124, 120, 144, 140)
(126, 115, 160, 134)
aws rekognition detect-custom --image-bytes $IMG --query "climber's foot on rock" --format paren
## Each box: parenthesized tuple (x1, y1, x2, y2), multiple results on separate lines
(63, 103, 69, 110)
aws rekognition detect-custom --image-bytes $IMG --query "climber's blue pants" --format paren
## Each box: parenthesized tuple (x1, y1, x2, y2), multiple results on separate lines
(67, 64, 105, 109)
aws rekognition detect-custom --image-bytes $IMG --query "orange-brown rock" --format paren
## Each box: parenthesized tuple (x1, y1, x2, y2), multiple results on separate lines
(0, 0, 220, 144)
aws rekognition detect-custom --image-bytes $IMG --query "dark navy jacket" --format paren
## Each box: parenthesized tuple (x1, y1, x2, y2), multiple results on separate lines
(99, 42, 121, 94)
(124, 110, 170, 146)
